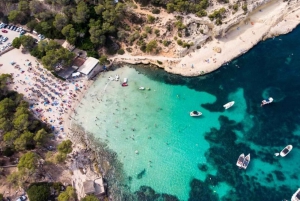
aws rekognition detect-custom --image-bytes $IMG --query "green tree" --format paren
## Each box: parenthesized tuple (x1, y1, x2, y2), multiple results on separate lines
(34, 129, 48, 146)
(0, 117, 12, 132)
(14, 130, 34, 150)
(41, 50, 57, 70)
(0, 75, 12, 99)
(55, 153, 67, 163)
(45, 40, 61, 51)
(94, 4, 105, 15)
(89, 26, 105, 45)
(29, 0, 44, 15)
(0, 193, 3, 201)
(8, 10, 23, 24)
(13, 113, 30, 131)
(81, 195, 99, 201)
(53, 14, 69, 31)
(99, 55, 108, 65)
(72, 1, 89, 24)
(20, 35, 36, 50)
(26, 19, 38, 31)
(147, 15, 155, 23)
(12, 37, 22, 49)
(57, 140, 72, 154)
(61, 24, 77, 44)
(27, 183, 51, 201)
(18, 1, 30, 14)
(17, 152, 37, 172)
(146, 40, 157, 53)
(58, 186, 76, 201)
(39, 21, 52, 33)
(3, 130, 19, 145)
(0, 98, 16, 118)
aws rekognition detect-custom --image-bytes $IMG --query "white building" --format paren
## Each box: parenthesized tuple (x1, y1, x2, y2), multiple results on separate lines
(77, 57, 102, 79)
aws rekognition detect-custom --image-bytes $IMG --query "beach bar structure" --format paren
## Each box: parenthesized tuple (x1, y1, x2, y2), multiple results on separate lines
(77, 57, 102, 79)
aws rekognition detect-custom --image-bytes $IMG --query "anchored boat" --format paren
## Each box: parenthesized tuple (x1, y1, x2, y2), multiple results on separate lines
(223, 101, 235, 109)
(190, 111, 202, 117)
(241, 154, 250, 169)
(280, 145, 293, 157)
(236, 153, 245, 168)
(291, 188, 300, 201)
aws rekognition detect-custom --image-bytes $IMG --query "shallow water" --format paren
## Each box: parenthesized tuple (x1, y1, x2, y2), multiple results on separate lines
(73, 26, 300, 201)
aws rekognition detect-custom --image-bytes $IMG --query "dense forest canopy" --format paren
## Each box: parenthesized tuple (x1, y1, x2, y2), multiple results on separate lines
(0, 74, 52, 156)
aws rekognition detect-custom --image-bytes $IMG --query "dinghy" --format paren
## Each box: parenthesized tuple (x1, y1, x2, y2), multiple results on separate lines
(223, 101, 235, 109)
(139, 87, 145, 90)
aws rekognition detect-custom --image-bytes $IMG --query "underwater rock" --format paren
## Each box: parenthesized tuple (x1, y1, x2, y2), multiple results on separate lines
(198, 163, 208, 172)
(137, 168, 146, 179)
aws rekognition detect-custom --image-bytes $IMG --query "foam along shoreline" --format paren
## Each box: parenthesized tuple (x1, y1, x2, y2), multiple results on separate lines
(111, 0, 300, 77)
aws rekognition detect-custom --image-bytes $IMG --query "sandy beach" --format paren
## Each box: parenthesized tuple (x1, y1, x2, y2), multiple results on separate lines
(0, 48, 90, 141)
(111, 0, 300, 76)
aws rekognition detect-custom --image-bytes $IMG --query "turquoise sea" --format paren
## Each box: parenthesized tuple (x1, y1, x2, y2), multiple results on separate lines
(72, 27, 300, 201)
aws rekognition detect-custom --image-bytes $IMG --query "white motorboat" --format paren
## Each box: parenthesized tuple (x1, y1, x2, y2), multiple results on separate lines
(291, 188, 300, 201)
(261, 97, 273, 106)
(236, 153, 245, 168)
(139, 87, 145, 90)
(123, 78, 128, 83)
(279, 145, 293, 157)
(115, 75, 119, 81)
(190, 111, 202, 117)
(108, 76, 114, 81)
(223, 101, 235, 109)
(241, 154, 250, 169)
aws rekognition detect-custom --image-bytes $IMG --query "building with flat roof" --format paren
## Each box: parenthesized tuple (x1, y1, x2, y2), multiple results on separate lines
(78, 57, 102, 79)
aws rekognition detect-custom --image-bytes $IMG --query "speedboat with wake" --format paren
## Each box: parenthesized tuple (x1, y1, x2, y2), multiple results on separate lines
(190, 111, 202, 117)
(223, 101, 235, 109)
(261, 97, 273, 106)
(291, 188, 300, 201)
(275, 145, 293, 157)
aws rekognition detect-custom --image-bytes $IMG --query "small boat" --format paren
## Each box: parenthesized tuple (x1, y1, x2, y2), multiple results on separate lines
(241, 154, 250, 169)
(291, 188, 300, 201)
(190, 111, 202, 117)
(139, 87, 145, 90)
(108, 76, 114, 81)
(236, 153, 245, 168)
(279, 145, 293, 157)
(223, 101, 235, 109)
(122, 83, 128, 87)
(115, 75, 119, 81)
(261, 97, 273, 106)
(123, 78, 128, 83)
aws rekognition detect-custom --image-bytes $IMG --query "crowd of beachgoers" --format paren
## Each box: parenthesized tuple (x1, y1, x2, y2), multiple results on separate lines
(0, 49, 89, 140)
